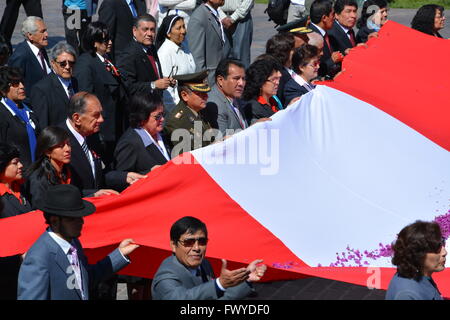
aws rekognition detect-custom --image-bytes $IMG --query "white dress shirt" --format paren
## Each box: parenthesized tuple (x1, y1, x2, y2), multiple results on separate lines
(65, 119, 96, 178)
(158, 39, 195, 110)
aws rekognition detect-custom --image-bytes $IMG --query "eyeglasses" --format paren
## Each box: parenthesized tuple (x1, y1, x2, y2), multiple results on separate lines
(266, 77, 281, 84)
(306, 61, 320, 68)
(152, 112, 165, 121)
(55, 60, 75, 68)
(178, 237, 208, 247)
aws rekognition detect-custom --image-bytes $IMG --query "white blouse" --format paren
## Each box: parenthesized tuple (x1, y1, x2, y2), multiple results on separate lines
(157, 38, 196, 112)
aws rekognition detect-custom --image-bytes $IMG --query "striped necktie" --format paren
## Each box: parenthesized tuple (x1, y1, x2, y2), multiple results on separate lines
(81, 139, 91, 160)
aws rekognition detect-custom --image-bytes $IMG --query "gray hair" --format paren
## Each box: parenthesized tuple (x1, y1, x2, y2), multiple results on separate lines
(49, 41, 77, 61)
(133, 13, 157, 28)
(307, 32, 324, 48)
(21, 16, 44, 37)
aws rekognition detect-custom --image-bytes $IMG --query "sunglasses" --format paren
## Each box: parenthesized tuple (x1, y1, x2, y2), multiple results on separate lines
(152, 112, 165, 121)
(178, 237, 208, 247)
(55, 60, 75, 68)
(9, 80, 23, 87)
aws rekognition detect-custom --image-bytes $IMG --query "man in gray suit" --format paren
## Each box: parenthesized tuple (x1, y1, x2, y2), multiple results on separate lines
(206, 58, 248, 136)
(18, 184, 139, 300)
(152, 216, 267, 300)
(187, 0, 229, 86)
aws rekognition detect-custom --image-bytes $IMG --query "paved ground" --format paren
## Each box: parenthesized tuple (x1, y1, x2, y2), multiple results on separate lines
(0, 1, 440, 300)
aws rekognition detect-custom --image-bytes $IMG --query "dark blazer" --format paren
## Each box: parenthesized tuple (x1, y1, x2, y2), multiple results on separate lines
(0, 192, 32, 218)
(283, 78, 309, 106)
(18, 231, 128, 300)
(59, 121, 127, 195)
(276, 67, 293, 107)
(0, 101, 40, 169)
(30, 72, 78, 129)
(243, 98, 276, 125)
(23, 169, 62, 210)
(328, 21, 357, 55)
(356, 25, 375, 43)
(116, 40, 162, 97)
(114, 128, 169, 175)
(152, 255, 253, 300)
(74, 53, 124, 142)
(309, 23, 340, 78)
(98, 0, 147, 62)
(8, 40, 50, 103)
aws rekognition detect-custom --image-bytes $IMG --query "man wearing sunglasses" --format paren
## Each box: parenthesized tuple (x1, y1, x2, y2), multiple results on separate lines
(31, 41, 79, 129)
(152, 216, 267, 300)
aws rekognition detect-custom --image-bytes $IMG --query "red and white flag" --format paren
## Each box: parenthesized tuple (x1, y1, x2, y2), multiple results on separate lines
(1, 21, 449, 295)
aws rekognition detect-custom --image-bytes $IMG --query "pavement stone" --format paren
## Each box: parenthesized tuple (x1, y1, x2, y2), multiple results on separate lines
(0, 1, 437, 300)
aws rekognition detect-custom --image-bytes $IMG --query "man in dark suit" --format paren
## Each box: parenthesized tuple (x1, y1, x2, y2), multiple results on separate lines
(8, 16, 51, 103)
(328, 0, 359, 56)
(152, 216, 266, 300)
(98, 0, 147, 62)
(116, 14, 174, 97)
(31, 41, 78, 129)
(18, 184, 139, 300)
(61, 92, 146, 196)
(0, 0, 43, 47)
(309, 0, 343, 78)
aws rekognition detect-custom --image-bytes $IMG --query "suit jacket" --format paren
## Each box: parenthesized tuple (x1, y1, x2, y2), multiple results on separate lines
(18, 231, 128, 300)
(356, 25, 375, 43)
(243, 98, 275, 125)
(30, 72, 78, 129)
(59, 121, 127, 195)
(187, 4, 228, 85)
(116, 40, 163, 97)
(276, 67, 293, 107)
(8, 40, 50, 103)
(98, 0, 147, 62)
(74, 53, 124, 142)
(309, 24, 340, 78)
(152, 255, 253, 300)
(328, 21, 357, 55)
(114, 128, 169, 176)
(206, 85, 247, 135)
(0, 101, 40, 169)
(283, 78, 309, 105)
(0, 192, 32, 218)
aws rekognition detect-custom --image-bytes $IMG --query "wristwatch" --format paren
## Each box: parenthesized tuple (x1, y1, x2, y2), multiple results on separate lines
(151, 81, 156, 90)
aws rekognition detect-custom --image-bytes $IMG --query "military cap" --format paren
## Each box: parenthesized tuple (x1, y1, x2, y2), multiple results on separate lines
(277, 17, 312, 34)
(174, 70, 211, 92)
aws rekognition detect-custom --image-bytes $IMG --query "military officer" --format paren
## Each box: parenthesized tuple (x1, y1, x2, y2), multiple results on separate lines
(165, 71, 219, 156)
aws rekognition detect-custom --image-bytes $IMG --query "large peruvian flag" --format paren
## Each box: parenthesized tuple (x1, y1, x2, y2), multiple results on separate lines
(1, 21, 449, 296)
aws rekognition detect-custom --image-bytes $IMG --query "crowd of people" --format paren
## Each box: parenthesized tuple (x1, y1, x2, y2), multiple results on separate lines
(0, 0, 447, 300)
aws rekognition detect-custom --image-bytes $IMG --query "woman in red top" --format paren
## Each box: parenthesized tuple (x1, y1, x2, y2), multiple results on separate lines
(25, 126, 72, 209)
(243, 58, 283, 125)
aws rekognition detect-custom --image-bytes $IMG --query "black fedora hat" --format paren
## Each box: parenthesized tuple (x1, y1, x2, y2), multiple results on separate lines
(39, 184, 96, 217)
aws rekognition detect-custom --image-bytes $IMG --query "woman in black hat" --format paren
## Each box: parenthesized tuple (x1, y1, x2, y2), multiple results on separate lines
(25, 126, 72, 209)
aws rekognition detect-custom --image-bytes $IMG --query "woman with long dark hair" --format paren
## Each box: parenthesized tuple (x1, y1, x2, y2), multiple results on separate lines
(356, 0, 389, 43)
(156, 15, 195, 112)
(25, 126, 71, 209)
(411, 4, 446, 38)
(386, 220, 447, 300)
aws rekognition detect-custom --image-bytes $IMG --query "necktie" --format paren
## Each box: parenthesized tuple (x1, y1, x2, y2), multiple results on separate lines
(69, 245, 85, 299)
(146, 53, 160, 79)
(230, 100, 245, 129)
(67, 82, 74, 99)
(324, 33, 332, 52)
(38, 49, 47, 72)
(129, 0, 138, 17)
(81, 139, 91, 161)
(348, 29, 356, 47)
